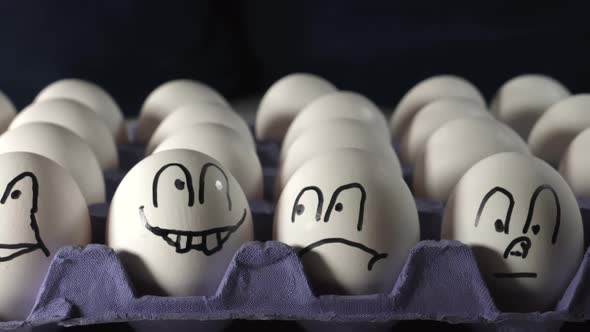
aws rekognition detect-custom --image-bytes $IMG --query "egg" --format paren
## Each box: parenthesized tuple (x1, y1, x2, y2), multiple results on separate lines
(34, 79, 126, 143)
(528, 94, 590, 167)
(277, 119, 401, 194)
(136, 79, 229, 144)
(558, 128, 590, 198)
(414, 117, 529, 202)
(398, 98, 491, 166)
(491, 74, 570, 139)
(107, 149, 253, 296)
(11, 98, 119, 170)
(281, 91, 389, 153)
(153, 123, 263, 201)
(145, 102, 255, 155)
(441, 152, 583, 312)
(389, 75, 485, 142)
(255, 73, 337, 142)
(0, 152, 90, 320)
(0, 90, 16, 134)
(274, 148, 419, 295)
(0, 123, 105, 205)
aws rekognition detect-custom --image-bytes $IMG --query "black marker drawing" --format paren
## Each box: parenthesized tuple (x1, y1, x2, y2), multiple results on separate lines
(0, 172, 49, 262)
(141, 162, 247, 256)
(292, 182, 383, 271)
(475, 185, 561, 279)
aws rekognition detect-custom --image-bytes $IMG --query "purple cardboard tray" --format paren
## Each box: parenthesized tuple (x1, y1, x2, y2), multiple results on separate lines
(0, 239, 588, 331)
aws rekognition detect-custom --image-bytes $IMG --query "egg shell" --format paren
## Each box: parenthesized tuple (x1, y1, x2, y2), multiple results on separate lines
(399, 98, 491, 166)
(389, 75, 485, 142)
(441, 152, 583, 312)
(34, 78, 126, 144)
(153, 123, 263, 201)
(255, 73, 337, 142)
(277, 118, 401, 194)
(274, 148, 419, 295)
(146, 102, 255, 155)
(559, 127, 590, 198)
(0, 123, 105, 205)
(281, 91, 389, 153)
(528, 94, 590, 167)
(0, 90, 16, 134)
(414, 117, 529, 202)
(11, 98, 119, 170)
(491, 74, 570, 140)
(0, 152, 90, 320)
(107, 149, 253, 296)
(136, 79, 229, 144)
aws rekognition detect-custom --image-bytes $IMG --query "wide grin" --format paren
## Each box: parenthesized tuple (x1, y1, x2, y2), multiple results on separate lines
(298, 237, 388, 271)
(139, 206, 247, 256)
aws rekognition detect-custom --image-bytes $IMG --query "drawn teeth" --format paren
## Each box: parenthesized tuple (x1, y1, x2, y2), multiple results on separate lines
(176, 235, 191, 251)
(219, 231, 230, 243)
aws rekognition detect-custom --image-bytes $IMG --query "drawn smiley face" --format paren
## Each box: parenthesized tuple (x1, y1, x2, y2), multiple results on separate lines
(274, 148, 419, 295)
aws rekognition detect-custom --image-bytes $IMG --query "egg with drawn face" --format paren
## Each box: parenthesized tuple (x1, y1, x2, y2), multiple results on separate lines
(0, 152, 90, 320)
(274, 148, 419, 295)
(107, 149, 253, 296)
(442, 152, 583, 312)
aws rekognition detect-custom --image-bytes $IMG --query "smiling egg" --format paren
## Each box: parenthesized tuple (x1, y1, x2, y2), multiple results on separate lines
(491, 74, 570, 139)
(0, 123, 105, 205)
(255, 73, 337, 142)
(11, 98, 119, 170)
(153, 123, 263, 201)
(146, 102, 255, 155)
(0, 152, 90, 320)
(281, 91, 389, 153)
(441, 152, 583, 312)
(34, 78, 126, 143)
(274, 148, 419, 295)
(136, 80, 229, 144)
(0, 90, 16, 133)
(414, 117, 530, 202)
(389, 75, 485, 142)
(107, 149, 253, 296)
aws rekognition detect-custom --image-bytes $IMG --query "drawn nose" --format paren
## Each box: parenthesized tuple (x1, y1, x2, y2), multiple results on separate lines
(503, 236, 532, 259)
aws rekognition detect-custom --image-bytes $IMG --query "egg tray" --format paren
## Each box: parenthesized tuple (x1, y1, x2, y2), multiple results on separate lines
(2, 142, 590, 332)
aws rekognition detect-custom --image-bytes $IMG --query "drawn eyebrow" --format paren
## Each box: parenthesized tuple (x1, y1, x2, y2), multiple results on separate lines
(152, 163, 195, 208)
(522, 184, 560, 244)
(323, 182, 366, 231)
(291, 186, 323, 222)
(474, 186, 515, 234)
(199, 162, 231, 211)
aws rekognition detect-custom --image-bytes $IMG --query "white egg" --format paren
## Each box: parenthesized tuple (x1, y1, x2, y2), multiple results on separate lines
(0, 123, 105, 205)
(107, 149, 253, 296)
(491, 74, 570, 139)
(281, 91, 389, 153)
(153, 123, 263, 201)
(146, 102, 255, 155)
(414, 117, 529, 202)
(528, 94, 590, 167)
(35, 79, 126, 143)
(389, 75, 485, 142)
(559, 128, 590, 198)
(399, 98, 491, 166)
(277, 119, 401, 194)
(136, 79, 229, 144)
(441, 152, 583, 312)
(0, 152, 90, 320)
(0, 90, 16, 134)
(274, 148, 419, 295)
(255, 73, 337, 142)
(11, 98, 119, 170)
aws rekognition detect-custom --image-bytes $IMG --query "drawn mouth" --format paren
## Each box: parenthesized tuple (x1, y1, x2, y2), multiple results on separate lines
(298, 237, 388, 271)
(493, 272, 538, 278)
(139, 206, 247, 256)
(0, 243, 44, 262)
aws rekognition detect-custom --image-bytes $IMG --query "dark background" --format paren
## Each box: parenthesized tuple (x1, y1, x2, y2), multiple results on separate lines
(0, 0, 589, 114)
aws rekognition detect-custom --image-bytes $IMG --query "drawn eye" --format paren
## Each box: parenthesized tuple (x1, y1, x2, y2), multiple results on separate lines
(494, 219, 504, 233)
(532, 224, 540, 235)
(335, 202, 343, 212)
(10, 190, 21, 200)
(296, 204, 305, 215)
(174, 179, 185, 190)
